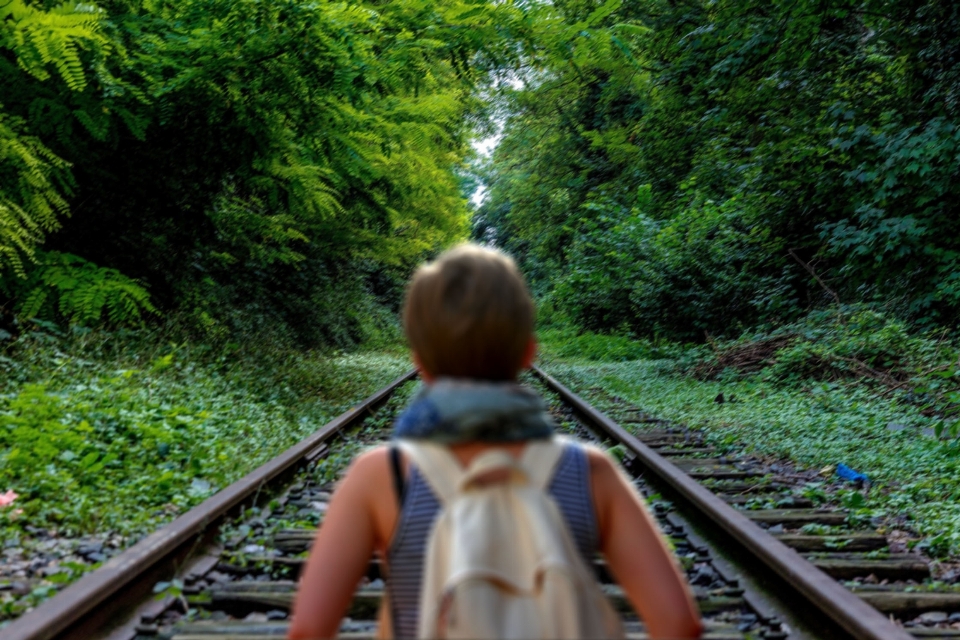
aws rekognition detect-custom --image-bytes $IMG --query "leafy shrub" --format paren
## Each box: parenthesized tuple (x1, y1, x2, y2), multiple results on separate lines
(0, 0, 110, 273)
(549, 196, 653, 332)
(0, 328, 411, 538)
(821, 117, 960, 320)
(759, 308, 925, 385)
(0, 113, 71, 276)
(627, 193, 796, 341)
(691, 305, 960, 437)
(2, 0, 108, 92)
(2, 0, 512, 345)
(543, 187, 797, 341)
(537, 327, 677, 362)
(3, 252, 157, 327)
(692, 307, 926, 383)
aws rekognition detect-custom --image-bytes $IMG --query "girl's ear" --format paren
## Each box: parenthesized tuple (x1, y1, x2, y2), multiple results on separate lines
(520, 336, 537, 370)
(412, 351, 435, 383)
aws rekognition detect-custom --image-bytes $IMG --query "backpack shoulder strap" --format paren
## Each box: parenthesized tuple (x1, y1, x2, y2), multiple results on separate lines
(389, 445, 405, 505)
(519, 435, 568, 490)
(398, 436, 570, 501)
(396, 440, 463, 505)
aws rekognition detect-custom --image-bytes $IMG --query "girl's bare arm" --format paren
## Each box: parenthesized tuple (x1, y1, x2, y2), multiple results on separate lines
(589, 449, 703, 639)
(288, 450, 383, 639)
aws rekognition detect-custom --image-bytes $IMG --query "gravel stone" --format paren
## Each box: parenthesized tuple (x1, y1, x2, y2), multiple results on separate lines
(918, 612, 949, 624)
(690, 564, 716, 586)
(205, 570, 229, 584)
(77, 542, 104, 557)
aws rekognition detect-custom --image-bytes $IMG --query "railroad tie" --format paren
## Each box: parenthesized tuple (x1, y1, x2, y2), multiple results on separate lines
(773, 533, 888, 552)
(163, 621, 750, 640)
(187, 581, 747, 617)
(742, 508, 849, 526)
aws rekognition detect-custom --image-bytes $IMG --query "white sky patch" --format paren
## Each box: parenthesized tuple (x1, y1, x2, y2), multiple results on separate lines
(473, 132, 503, 158)
(470, 184, 489, 207)
(469, 132, 501, 207)
(468, 74, 523, 208)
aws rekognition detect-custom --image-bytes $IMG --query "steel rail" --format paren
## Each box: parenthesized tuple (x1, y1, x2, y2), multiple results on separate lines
(532, 364, 912, 640)
(1, 369, 418, 640)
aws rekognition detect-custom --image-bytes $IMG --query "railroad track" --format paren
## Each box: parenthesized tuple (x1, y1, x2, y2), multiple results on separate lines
(2, 366, 957, 640)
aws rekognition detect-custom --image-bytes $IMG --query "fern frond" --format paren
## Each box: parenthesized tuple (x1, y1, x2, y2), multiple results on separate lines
(11, 252, 158, 326)
(4, 0, 108, 91)
(19, 286, 48, 320)
(0, 111, 72, 276)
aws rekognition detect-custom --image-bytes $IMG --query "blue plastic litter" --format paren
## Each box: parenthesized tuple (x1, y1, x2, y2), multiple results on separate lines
(836, 463, 869, 485)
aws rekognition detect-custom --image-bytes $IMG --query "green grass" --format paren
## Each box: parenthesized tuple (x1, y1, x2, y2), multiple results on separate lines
(539, 358, 960, 557)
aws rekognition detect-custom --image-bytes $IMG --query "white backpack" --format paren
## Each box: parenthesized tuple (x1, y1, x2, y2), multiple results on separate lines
(396, 436, 625, 640)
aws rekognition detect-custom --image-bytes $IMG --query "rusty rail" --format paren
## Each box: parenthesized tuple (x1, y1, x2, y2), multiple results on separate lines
(532, 364, 912, 640)
(1, 369, 417, 640)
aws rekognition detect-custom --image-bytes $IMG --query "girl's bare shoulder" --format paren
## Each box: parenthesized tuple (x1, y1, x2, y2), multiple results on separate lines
(581, 443, 621, 478)
(340, 445, 392, 489)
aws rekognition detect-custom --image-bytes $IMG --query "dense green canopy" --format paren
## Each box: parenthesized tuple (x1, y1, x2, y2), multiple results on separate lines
(479, 0, 960, 340)
(1, 0, 532, 343)
(5, 0, 960, 343)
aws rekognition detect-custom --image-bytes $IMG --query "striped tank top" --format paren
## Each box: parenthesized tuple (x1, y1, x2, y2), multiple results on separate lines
(385, 443, 598, 639)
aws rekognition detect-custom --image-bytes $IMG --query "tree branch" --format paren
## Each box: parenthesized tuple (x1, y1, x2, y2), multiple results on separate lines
(788, 248, 841, 306)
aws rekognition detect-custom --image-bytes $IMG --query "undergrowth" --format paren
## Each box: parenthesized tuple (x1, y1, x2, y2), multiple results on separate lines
(0, 325, 410, 542)
(545, 360, 960, 556)
(689, 306, 960, 438)
(540, 306, 960, 557)
(537, 327, 681, 362)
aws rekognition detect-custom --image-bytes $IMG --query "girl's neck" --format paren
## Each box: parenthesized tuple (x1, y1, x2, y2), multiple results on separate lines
(447, 440, 529, 467)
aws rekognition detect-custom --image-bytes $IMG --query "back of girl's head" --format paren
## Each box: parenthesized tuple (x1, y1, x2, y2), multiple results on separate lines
(403, 244, 534, 381)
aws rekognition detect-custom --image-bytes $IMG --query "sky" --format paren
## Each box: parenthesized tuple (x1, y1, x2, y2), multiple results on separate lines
(470, 132, 501, 207)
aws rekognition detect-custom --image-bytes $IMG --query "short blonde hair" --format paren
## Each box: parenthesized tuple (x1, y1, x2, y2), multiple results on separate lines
(403, 244, 534, 381)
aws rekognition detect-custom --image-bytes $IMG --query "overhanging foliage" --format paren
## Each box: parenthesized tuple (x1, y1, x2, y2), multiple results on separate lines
(479, 0, 960, 339)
